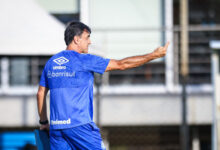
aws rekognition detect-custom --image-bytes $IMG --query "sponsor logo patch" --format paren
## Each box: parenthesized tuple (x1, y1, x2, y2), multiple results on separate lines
(53, 66, 66, 70)
(51, 118, 71, 125)
(53, 56, 69, 65)
(47, 71, 75, 78)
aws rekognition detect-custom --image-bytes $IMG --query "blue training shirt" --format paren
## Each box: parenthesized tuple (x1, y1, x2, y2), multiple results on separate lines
(39, 50, 110, 130)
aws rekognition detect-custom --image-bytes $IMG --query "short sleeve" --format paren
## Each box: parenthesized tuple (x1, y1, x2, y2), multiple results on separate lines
(39, 66, 49, 88)
(82, 54, 110, 74)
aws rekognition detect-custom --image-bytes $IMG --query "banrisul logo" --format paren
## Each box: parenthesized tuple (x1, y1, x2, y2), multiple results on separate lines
(53, 56, 69, 65)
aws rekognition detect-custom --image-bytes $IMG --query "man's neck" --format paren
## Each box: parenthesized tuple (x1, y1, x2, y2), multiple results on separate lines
(66, 44, 82, 53)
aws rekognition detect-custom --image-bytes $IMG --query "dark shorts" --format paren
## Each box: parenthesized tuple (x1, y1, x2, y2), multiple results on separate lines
(50, 122, 106, 150)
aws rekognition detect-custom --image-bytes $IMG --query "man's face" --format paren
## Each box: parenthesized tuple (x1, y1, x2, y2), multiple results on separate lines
(78, 30, 91, 53)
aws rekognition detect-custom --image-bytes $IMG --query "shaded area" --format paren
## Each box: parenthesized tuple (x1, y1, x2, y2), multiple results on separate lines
(103, 125, 211, 150)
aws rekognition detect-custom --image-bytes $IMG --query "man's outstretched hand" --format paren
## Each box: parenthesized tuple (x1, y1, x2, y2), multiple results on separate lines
(153, 42, 170, 58)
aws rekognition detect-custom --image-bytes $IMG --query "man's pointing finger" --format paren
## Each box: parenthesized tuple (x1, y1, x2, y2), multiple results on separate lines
(164, 41, 170, 49)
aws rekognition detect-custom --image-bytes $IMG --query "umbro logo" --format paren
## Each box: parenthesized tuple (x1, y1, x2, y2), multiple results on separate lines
(53, 57, 69, 65)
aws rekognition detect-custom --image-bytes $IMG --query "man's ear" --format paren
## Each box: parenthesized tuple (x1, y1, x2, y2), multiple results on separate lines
(73, 36, 80, 44)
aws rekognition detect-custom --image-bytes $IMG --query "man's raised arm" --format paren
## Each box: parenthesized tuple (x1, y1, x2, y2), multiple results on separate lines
(105, 42, 169, 72)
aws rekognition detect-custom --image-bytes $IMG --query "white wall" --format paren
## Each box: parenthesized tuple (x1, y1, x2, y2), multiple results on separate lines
(0, 94, 212, 127)
(99, 94, 212, 126)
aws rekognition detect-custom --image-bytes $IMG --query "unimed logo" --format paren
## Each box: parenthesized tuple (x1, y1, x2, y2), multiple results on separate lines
(53, 56, 69, 65)
(51, 118, 71, 125)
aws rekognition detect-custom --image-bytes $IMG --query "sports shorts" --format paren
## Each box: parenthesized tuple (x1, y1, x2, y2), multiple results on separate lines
(50, 122, 106, 150)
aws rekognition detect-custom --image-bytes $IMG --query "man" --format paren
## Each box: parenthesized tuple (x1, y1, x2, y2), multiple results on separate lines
(37, 21, 169, 150)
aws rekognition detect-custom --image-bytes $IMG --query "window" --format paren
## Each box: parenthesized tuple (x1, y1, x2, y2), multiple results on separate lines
(90, 0, 165, 85)
(9, 56, 51, 86)
(0, 57, 1, 85)
(174, 0, 220, 84)
(36, 0, 80, 24)
(174, 0, 220, 25)
(109, 62, 165, 85)
(178, 31, 220, 84)
(10, 57, 30, 86)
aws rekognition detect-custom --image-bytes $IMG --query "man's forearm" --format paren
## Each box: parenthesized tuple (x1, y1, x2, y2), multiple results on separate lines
(119, 52, 157, 70)
(106, 42, 169, 72)
(38, 98, 47, 121)
(37, 87, 48, 121)
(37, 94, 48, 121)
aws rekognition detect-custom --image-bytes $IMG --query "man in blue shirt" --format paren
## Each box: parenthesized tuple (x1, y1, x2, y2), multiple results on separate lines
(37, 21, 169, 150)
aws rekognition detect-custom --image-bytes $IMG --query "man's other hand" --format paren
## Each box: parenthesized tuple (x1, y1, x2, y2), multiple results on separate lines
(40, 124, 49, 131)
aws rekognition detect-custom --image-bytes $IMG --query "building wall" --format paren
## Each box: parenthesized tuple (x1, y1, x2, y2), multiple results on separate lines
(0, 93, 212, 127)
